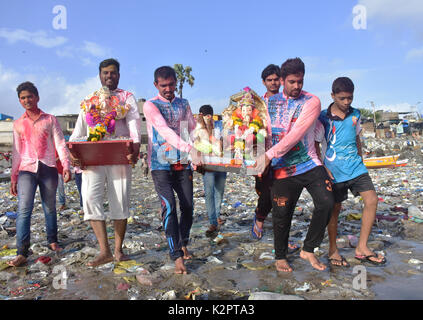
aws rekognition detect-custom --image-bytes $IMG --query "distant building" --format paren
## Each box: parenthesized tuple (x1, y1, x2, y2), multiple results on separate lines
(379, 111, 399, 122)
(137, 98, 148, 148)
(0, 114, 13, 121)
(0, 121, 13, 151)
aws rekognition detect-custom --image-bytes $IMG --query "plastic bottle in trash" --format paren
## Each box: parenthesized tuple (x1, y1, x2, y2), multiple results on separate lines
(408, 206, 423, 219)
(234, 201, 242, 208)
(127, 288, 140, 300)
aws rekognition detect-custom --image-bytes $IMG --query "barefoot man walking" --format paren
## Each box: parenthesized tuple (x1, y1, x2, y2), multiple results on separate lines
(70, 58, 141, 267)
(143, 66, 202, 274)
(255, 58, 334, 272)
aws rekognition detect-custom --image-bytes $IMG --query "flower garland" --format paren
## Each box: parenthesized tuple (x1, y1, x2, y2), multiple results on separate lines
(81, 87, 130, 142)
(86, 105, 117, 141)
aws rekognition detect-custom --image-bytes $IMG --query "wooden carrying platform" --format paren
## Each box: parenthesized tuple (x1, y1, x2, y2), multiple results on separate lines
(202, 158, 257, 174)
(67, 140, 133, 166)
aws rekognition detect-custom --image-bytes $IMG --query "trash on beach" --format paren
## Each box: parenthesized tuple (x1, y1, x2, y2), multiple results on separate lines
(294, 282, 311, 293)
(408, 258, 423, 265)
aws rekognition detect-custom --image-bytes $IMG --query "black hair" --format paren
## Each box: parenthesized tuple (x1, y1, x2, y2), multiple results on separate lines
(261, 64, 281, 81)
(332, 77, 355, 94)
(99, 58, 120, 73)
(154, 66, 177, 82)
(280, 58, 305, 79)
(199, 104, 214, 116)
(16, 81, 39, 98)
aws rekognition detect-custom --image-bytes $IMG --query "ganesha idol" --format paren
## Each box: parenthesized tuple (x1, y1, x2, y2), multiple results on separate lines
(222, 87, 268, 165)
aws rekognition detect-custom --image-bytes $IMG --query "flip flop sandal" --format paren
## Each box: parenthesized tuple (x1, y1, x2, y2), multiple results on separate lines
(355, 253, 386, 266)
(328, 255, 350, 267)
(251, 217, 263, 240)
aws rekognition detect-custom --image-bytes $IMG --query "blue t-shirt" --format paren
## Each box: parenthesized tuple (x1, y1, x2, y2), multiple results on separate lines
(318, 104, 368, 183)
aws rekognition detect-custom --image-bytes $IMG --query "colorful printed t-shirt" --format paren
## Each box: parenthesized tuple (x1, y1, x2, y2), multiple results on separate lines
(143, 94, 196, 171)
(318, 104, 367, 183)
(265, 90, 322, 179)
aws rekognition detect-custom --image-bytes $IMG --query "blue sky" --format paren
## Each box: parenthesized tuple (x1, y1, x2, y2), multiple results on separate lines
(1, 0, 422, 119)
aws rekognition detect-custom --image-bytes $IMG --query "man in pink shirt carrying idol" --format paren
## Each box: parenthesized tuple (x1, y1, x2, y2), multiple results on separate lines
(255, 58, 334, 272)
(144, 66, 202, 274)
(8, 81, 71, 267)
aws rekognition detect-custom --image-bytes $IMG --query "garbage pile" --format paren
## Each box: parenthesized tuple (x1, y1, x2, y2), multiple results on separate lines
(0, 135, 422, 300)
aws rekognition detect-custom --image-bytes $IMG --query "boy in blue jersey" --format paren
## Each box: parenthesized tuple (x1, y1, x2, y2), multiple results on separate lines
(316, 77, 386, 266)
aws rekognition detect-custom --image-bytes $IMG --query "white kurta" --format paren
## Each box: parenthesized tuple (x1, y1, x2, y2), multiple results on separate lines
(70, 88, 141, 221)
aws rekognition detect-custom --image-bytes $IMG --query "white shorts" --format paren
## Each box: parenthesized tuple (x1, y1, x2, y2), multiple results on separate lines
(82, 165, 132, 221)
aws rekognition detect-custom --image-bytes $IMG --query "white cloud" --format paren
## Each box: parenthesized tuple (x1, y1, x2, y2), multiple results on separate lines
(406, 47, 423, 61)
(45, 76, 100, 116)
(0, 28, 111, 65)
(0, 28, 67, 48)
(0, 62, 102, 119)
(56, 41, 112, 66)
(358, 0, 423, 22)
(82, 41, 111, 58)
(378, 102, 421, 114)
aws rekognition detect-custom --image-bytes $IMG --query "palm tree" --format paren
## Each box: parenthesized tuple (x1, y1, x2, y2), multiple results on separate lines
(174, 64, 195, 98)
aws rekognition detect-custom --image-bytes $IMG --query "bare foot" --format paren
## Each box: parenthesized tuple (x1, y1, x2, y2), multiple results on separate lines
(182, 247, 192, 260)
(49, 242, 63, 253)
(7, 255, 27, 267)
(175, 257, 187, 274)
(275, 259, 293, 272)
(300, 250, 327, 271)
(252, 219, 263, 239)
(114, 249, 130, 262)
(87, 253, 114, 267)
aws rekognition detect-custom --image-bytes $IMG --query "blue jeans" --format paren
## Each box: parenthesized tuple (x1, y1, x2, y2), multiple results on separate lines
(203, 171, 227, 226)
(57, 174, 66, 206)
(74, 172, 83, 208)
(16, 162, 59, 257)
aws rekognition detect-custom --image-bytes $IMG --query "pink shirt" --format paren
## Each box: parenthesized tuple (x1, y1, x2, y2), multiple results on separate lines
(11, 110, 70, 183)
(143, 94, 196, 154)
(265, 91, 322, 162)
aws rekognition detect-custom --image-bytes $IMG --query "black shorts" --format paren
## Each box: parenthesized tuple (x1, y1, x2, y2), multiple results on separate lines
(333, 173, 375, 203)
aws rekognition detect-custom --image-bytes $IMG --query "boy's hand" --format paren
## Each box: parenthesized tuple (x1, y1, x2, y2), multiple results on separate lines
(70, 151, 82, 167)
(254, 153, 271, 176)
(10, 182, 17, 197)
(63, 170, 71, 183)
(324, 166, 334, 180)
(127, 143, 140, 166)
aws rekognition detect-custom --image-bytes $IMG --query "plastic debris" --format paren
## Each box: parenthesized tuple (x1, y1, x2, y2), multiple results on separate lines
(294, 282, 311, 293)
(408, 258, 423, 265)
(0, 134, 422, 300)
